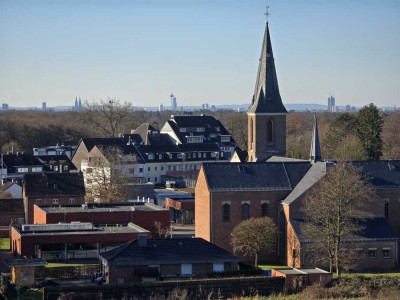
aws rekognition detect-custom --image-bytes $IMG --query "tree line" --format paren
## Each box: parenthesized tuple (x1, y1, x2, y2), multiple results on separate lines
(0, 101, 398, 160)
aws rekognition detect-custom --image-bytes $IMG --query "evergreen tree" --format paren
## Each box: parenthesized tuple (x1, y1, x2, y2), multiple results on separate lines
(357, 104, 384, 160)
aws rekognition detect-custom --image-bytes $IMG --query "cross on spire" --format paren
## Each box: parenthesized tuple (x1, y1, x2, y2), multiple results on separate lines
(264, 5, 270, 23)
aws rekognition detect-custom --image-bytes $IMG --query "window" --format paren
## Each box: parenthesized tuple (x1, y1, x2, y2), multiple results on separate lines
(250, 118, 254, 149)
(128, 168, 135, 174)
(261, 202, 270, 217)
(148, 167, 151, 171)
(196, 127, 205, 132)
(168, 166, 171, 171)
(54, 166, 59, 172)
(32, 167, 42, 172)
(155, 166, 158, 171)
(222, 203, 230, 222)
(382, 248, 391, 259)
(36, 199, 42, 205)
(17, 167, 29, 173)
(154, 177, 157, 182)
(159, 154, 163, 159)
(63, 165, 69, 171)
(161, 166, 164, 171)
(53, 184, 58, 190)
(385, 200, 389, 218)
(148, 153, 154, 160)
(69, 198, 75, 204)
(355, 249, 363, 259)
(213, 263, 224, 272)
(179, 128, 187, 132)
(242, 203, 250, 220)
(86, 179, 92, 184)
(85, 168, 92, 174)
(368, 248, 377, 259)
(52, 199, 59, 205)
(221, 135, 230, 142)
(267, 119, 273, 143)
(187, 136, 203, 143)
(139, 167, 143, 173)
(181, 264, 192, 275)
(147, 178, 150, 182)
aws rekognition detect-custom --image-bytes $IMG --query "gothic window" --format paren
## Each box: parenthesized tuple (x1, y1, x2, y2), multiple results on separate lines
(242, 203, 250, 220)
(222, 203, 230, 222)
(267, 119, 273, 143)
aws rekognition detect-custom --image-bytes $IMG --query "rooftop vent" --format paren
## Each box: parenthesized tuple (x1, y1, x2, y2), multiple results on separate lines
(388, 163, 396, 171)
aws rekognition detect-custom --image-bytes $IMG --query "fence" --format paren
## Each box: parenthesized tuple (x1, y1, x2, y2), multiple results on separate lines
(36, 264, 100, 280)
(43, 276, 285, 300)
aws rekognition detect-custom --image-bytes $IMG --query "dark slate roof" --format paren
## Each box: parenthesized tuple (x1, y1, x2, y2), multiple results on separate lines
(1, 154, 43, 170)
(202, 162, 311, 190)
(291, 217, 397, 243)
(351, 161, 400, 188)
(100, 238, 239, 265)
(165, 115, 235, 145)
(0, 181, 17, 192)
(23, 172, 85, 197)
(36, 155, 77, 171)
(248, 22, 287, 114)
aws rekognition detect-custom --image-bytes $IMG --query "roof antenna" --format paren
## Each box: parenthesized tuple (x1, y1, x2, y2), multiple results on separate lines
(264, 5, 270, 23)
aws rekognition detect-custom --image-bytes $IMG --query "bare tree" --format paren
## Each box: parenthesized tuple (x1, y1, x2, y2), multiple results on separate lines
(231, 217, 277, 267)
(303, 163, 375, 277)
(84, 145, 136, 203)
(83, 99, 133, 137)
(152, 221, 171, 238)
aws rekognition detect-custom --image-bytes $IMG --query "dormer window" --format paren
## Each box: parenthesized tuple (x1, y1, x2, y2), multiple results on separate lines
(221, 135, 230, 142)
(53, 184, 58, 190)
(196, 127, 205, 132)
(158, 154, 163, 159)
(187, 136, 203, 143)
(180, 128, 187, 132)
(148, 153, 155, 160)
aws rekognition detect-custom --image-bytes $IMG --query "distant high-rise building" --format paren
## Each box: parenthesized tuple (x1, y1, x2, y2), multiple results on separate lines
(2, 103, 9, 110)
(345, 105, 351, 112)
(159, 104, 164, 112)
(327, 95, 335, 112)
(42, 102, 47, 110)
(170, 94, 177, 111)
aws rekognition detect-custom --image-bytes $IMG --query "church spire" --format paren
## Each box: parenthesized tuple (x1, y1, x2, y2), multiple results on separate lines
(310, 110, 322, 164)
(248, 21, 287, 114)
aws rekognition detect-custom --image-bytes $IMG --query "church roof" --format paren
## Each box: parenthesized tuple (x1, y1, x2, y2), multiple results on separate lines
(201, 162, 311, 191)
(248, 22, 287, 114)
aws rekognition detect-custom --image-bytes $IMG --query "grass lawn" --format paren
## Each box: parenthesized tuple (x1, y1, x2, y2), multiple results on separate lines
(45, 262, 98, 268)
(340, 272, 400, 278)
(0, 237, 10, 250)
(258, 264, 287, 270)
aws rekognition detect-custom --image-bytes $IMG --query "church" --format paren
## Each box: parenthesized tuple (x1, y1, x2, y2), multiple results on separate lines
(195, 19, 400, 271)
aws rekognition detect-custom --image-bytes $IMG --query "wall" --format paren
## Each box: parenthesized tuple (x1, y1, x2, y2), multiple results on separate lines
(194, 168, 211, 242)
(33, 206, 169, 236)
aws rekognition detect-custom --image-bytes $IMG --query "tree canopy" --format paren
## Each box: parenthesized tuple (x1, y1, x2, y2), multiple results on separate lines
(231, 217, 277, 267)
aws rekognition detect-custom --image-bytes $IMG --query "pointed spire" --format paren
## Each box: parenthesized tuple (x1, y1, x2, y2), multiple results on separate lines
(79, 96, 82, 108)
(310, 110, 322, 164)
(248, 22, 287, 114)
(75, 96, 78, 107)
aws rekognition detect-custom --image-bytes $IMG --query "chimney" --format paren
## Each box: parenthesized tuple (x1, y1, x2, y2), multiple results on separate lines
(138, 234, 147, 247)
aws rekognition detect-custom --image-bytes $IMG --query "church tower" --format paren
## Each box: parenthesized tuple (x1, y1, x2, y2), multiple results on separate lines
(247, 21, 287, 162)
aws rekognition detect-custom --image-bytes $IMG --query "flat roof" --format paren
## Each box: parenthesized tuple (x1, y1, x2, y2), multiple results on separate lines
(40, 202, 166, 214)
(273, 268, 330, 275)
(5, 258, 47, 267)
(17, 223, 148, 237)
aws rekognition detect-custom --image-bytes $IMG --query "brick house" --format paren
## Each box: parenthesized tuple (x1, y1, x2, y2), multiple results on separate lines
(33, 202, 170, 237)
(99, 237, 239, 284)
(23, 172, 85, 223)
(10, 222, 149, 259)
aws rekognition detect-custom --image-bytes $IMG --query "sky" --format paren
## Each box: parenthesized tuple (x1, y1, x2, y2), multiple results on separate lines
(0, 0, 399, 108)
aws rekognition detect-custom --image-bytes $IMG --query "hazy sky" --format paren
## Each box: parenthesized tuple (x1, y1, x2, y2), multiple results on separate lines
(1, 0, 399, 108)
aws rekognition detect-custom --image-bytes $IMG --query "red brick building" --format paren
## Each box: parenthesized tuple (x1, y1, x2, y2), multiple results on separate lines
(33, 202, 170, 236)
(10, 222, 148, 259)
(23, 172, 85, 223)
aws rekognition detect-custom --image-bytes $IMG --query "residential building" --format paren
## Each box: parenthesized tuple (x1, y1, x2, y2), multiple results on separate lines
(33, 145, 77, 159)
(23, 172, 85, 223)
(10, 222, 148, 260)
(0, 181, 22, 198)
(99, 237, 239, 284)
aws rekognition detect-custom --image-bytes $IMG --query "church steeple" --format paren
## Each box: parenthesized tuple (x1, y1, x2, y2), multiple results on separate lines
(248, 22, 287, 114)
(310, 111, 321, 164)
(247, 18, 287, 162)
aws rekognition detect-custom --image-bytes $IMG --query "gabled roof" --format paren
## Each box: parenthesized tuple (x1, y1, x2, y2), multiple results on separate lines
(291, 217, 397, 243)
(1, 154, 43, 170)
(23, 172, 85, 197)
(36, 155, 77, 171)
(352, 161, 400, 188)
(282, 162, 326, 205)
(100, 238, 239, 265)
(248, 22, 287, 114)
(0, 181, 18, 192)
(201, 162, 311, 191)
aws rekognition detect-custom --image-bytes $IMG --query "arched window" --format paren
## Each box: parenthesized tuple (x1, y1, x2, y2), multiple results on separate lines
(222, 203, 230, 222)
(242, 203, 250, 220)
(267, 119, 273, 143)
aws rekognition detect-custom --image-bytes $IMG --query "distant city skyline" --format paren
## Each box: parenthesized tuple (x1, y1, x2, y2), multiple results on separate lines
(0, 0, 399, 108)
